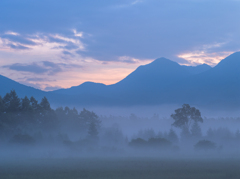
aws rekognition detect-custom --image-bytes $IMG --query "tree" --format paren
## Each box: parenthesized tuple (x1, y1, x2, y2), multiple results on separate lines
(88, 121, 99, 140)
(79, 108, 101, 127)
(21, 96, 32, 112)
(180, 125, 191, 141)
(167, 128, 179, 144)
(191, 121, 202, 138)
(38, 97, 58, 130)
(30, 96, 39, 111)
(0, 96, 3, 114)
(171, 104, 203, 130)
(3, 90, 20, 113)
(79, 108, 101, 140)
(40, 97, 51, 111)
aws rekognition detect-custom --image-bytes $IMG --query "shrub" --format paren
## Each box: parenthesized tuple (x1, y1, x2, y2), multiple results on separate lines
(129, 138, 147, 147)
(194, 140, 216, 151)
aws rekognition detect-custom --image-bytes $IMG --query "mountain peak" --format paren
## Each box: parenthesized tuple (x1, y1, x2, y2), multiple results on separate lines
(214, 51, 240, 71)
(150, 57, 179, 66)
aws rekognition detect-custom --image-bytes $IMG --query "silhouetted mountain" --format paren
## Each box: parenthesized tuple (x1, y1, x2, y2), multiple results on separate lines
(182, 64, 212, 75)
(50, 52, 240, 107)
(0, 75, 46, 100)
(113, 58, 190, 89)
(187, 52, 240, 107)
(1, 52, 240, 109)
(53, 82, 107, 95)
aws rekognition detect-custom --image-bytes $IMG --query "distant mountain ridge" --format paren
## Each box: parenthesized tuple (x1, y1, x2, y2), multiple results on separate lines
(0, 75, 47, 100)
(1, 52, 240, 109)
(181, 64, 212, 75)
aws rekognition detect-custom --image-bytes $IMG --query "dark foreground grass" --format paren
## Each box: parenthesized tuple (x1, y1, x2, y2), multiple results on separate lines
(0, 158, 240, 179)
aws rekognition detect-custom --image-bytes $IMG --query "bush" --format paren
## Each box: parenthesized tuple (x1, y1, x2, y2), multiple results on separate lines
(194, 140, 216, 151)
(129, 137, 172, 150)
(129, 138, 147, 148)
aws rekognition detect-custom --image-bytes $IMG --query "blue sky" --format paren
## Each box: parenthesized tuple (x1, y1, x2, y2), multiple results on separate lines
(0, 0, 240, 90)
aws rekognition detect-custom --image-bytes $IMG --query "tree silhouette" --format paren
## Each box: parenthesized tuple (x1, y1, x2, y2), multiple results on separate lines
(40, 97, 51, 111)
(191, 121, 202, 138)
(30, 96, 39, 111)
(88, 121, 99, 139)
(0, 96, 3, 114)
(79, 108, 101, 129)
(3, 90, 20, 113)
(79, 108, 100, 141)
(168, 128, 179, 144)
(21, 96, 32, 112)
(171, 104, 203, 130)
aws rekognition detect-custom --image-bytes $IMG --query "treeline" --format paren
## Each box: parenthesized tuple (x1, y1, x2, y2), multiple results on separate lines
(1, 90, 240, 156)
(0, 90, 100, 144)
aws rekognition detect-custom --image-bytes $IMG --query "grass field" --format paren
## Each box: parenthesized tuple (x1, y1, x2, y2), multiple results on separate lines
(1, 158, 240, 179)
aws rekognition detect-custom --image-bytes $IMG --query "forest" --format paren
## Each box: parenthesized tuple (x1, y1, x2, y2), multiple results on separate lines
(0, 90, 240, 158)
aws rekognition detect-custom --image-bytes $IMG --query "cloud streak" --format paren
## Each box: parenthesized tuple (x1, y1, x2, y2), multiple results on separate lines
(3, 61, 82, 75)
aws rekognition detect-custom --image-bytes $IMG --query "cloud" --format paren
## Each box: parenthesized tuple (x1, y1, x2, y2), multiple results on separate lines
(2, 34, 37, 46)
(9, 44, 30, 50)
(63, 43, 80, 50)
(131, 0, 143, 5)
(1, 0, 240, 90)
(3, 63, 49, 74)
(73, 29, 83, 37)
(178, 51, 234, 66)
(3, 61, 82, 75)
(0, 31, 86, 56)
(1, 0, 240, 65)
(62, 51, 75, 57)
(5, 31, 20, 36)
(177, 42, 235, 66)
(44, 85, 62, 91)
(118, 56, 142, 64)
(26, 77, 50, 82)
(112, 0, 144, 8)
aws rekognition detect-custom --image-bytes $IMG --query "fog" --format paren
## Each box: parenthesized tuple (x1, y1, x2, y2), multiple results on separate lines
(1, 105, 240, 161)
(1, 94, 240, 178)
(1, 92, 240, 166)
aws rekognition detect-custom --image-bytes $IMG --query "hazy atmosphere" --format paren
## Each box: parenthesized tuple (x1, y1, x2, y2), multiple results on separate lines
(1, 1, 240, 179)
(1, 0, 240, 90)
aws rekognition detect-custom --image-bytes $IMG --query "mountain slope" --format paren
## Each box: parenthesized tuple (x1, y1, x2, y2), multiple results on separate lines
(1, 52, 240, 108)
(0, 75, 46, 100)
(182, 64, 212, 75)
(52, 82, 107, 95)
(173, 52, 240, 107)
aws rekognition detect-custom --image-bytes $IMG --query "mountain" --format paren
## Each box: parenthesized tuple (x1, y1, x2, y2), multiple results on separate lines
(51, 58, 194, 105)
(53, 82, 107, 95)
(50, 52, 240, 107)
(1, 52, 240, 108)
(0, 74, 46, 100)
(185, 52, 240, 107)
(182, 64, 212, 75)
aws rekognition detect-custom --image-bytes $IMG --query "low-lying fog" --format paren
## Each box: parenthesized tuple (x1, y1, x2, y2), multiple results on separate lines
(1, 100, 240, 160)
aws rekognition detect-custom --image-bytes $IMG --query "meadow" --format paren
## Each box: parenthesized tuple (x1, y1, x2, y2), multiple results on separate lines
(1, 158, 240, 179)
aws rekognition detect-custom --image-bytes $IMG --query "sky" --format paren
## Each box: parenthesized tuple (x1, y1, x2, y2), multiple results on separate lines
(0, 0, 240, 91)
